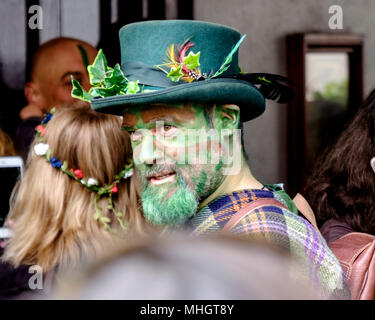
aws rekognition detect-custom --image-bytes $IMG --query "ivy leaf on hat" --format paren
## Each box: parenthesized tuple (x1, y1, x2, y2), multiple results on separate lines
(125, 80, 140, 94)
(71, 78, 92, 102)
(90, 85, 120, 98)
(71, 49, 141, 101)
(104, 64, 127, 89)
(88, 49, 111, 86)
(183, 51, 200, 70)
(167, 65, 184, 82)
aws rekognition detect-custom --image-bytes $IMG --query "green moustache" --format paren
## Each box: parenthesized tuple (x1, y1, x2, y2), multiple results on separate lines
(140, 167, 198, 226)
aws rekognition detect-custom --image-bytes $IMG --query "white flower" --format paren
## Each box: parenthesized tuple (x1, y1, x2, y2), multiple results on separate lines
(124, 168, 133, 179)
(34, 143, 49, 156)
(87, 177, 99, 186)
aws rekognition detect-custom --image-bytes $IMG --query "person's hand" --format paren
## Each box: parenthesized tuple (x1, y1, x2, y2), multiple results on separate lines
(0, 239, 7, 249)
(19, 104, 43, 120)
(0, 219, 15, 249)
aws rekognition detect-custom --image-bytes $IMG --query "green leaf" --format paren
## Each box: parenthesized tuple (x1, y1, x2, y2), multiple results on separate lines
(61, 161, 68, 171)
(125, 80, 139, 94)
(92, 85, 122, 98)
(104, 64, 127, 88)
(88, 87, 104, 98)
(211, 34, 246, 78)
(94, 212, 100, 220)
(100, 216, 111, 223)
(46, 149, 51, 161)
(71, 78, 92, 102)
(115, 212, 123, 218)
(87, 66, 106, 86)
(167, 65, 184, 82)
(183, 51, 200, 70)
(87, 49, 109, 85)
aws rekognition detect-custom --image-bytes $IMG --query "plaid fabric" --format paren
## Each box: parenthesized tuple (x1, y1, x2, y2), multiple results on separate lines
(187, 189, 351, 299)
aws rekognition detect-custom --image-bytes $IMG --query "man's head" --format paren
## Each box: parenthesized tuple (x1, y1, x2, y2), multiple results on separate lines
(71, 20, 290, 226)
(122, 102, 242, 226)
(25, 37, 98, 113)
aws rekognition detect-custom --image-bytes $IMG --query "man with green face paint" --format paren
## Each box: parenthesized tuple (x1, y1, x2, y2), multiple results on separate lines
(122, 102, 244, 226)
(73, 20, 350, 299)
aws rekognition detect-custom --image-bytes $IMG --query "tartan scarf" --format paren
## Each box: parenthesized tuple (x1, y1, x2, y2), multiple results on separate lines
(186, 188, 351, 299)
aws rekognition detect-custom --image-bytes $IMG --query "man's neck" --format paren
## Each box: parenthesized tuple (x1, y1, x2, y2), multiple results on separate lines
(198, 157, 263, 210)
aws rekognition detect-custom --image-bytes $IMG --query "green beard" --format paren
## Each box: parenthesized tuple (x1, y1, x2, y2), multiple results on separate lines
(141, 169, 199, 226)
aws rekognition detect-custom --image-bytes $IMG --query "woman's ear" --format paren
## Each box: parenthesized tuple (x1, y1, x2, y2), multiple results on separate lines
(212, 104, 240, 131)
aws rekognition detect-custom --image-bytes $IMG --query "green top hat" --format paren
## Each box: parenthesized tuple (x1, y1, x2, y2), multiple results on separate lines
(72, 20, 294, 122)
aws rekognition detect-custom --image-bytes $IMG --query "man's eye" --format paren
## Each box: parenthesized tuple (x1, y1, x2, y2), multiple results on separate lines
(164, 125, 173, 131)
(160, 125, 177, 136)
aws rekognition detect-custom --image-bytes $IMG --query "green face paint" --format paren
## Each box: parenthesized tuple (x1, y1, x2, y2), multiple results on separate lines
(122, 103, 235, 226)
(77, 44, 89, 71)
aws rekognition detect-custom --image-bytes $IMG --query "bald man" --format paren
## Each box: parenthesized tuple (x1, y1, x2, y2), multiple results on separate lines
(16, 37, 97, 158)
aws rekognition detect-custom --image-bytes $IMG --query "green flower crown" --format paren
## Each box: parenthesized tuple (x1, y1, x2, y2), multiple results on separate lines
(34, 108, 133, 231)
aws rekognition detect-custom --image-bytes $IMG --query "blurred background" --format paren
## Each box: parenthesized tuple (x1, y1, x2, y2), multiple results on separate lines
(1, 0, 374, 195)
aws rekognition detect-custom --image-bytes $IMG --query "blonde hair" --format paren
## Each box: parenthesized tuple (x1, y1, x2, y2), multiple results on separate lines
(2, 105, 146, 272)
(0, 128, 16, 156)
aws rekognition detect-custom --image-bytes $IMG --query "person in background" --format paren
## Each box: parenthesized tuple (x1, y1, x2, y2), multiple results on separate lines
(54, 234, 323, 300)
(1, 104, 149, 298)
(305, 89, 375, 299)
(16, 37, 98, 158)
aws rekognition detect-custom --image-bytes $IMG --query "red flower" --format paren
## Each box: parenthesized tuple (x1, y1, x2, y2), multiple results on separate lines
(73, 169, 83, 179)
(111, 183, 118, 194)
(36, 125, 46, 136)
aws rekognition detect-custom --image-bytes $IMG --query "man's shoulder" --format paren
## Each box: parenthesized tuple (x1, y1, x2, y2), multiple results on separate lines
(192, 188, 295, 234)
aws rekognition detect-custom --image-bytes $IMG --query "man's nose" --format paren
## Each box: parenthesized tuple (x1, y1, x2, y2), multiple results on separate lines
(137, 134, 164, 165)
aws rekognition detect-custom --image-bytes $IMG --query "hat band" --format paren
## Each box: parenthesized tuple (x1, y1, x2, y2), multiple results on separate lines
(122, 61, 183, 88)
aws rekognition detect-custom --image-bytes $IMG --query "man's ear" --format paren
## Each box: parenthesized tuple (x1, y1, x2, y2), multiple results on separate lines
(24, 82, 42, 107)
(371, 157, 375, 173)
(212, 104, 240, 131)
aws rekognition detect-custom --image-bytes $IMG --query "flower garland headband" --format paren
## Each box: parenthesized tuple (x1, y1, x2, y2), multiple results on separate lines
(34, 108, 134, 231)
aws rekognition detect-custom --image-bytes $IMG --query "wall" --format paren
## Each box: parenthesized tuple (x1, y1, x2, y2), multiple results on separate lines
(195, 0, 375, 187)
(39, 0, 100, 47)
(0, 0, 26, 89)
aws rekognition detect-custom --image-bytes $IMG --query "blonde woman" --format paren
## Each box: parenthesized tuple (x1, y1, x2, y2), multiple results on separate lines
(1, 104, 147, 295)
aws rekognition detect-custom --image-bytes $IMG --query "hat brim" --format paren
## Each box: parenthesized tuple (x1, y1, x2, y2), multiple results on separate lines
(91, 78, 265, 122)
